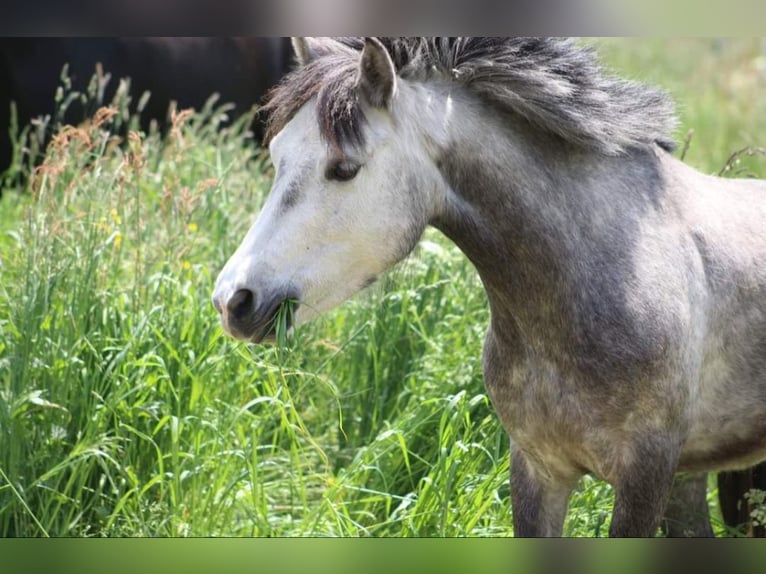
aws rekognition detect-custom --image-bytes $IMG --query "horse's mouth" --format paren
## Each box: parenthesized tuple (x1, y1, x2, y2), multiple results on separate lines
(250, 300, 297, 344)
(223, 296, 298, 345)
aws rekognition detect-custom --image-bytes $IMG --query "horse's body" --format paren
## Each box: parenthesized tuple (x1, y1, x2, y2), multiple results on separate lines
(213, 37, 766, 536)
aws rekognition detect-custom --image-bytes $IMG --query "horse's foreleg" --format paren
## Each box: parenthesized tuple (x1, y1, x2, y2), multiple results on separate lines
(609, 437, 679, 537)
(510, 444, 574, 537)
(661, 472, 714, 537)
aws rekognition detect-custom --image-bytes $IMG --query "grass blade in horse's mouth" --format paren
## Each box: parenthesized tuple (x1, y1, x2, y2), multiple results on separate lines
(270, 298, 297, 348)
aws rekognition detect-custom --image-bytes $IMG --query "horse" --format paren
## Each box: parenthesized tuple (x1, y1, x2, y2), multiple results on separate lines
(212, 37, 766, 537)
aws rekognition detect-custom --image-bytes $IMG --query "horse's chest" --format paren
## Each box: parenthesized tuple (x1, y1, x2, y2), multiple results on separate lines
(484, 358, 602, 477)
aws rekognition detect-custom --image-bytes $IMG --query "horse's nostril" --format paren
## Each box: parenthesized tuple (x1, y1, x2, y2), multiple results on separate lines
(226, 288, 255, 321)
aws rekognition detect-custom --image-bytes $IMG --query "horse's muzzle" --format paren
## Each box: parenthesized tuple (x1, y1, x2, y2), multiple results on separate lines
(212, 286, 298, 344)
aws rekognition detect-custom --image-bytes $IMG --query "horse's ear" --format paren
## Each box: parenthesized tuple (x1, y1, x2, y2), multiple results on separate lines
(291, 37, 341, 66)
(291, 38, 312, 66)
(356, 37, 396, 109)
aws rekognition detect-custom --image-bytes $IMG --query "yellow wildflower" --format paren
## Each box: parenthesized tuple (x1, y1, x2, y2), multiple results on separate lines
(110, 208, 122, 225)
(187, 222, 198, 233)
(113, 232, 123, 248)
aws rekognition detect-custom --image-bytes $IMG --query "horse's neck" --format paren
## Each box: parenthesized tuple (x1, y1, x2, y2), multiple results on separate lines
(428, 98, 666, 342)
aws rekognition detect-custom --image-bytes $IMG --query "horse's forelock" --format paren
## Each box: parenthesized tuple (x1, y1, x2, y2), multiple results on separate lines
(262, 51, 365, 151)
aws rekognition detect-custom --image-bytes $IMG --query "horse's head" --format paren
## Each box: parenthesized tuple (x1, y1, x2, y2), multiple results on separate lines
(212, 37, 446, 342)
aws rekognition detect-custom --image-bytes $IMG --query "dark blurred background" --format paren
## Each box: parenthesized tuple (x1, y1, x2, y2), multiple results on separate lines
(0, 37, 294, 174)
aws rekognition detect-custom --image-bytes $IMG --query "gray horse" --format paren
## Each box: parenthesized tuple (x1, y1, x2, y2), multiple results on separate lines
(213, 37, 766, 536)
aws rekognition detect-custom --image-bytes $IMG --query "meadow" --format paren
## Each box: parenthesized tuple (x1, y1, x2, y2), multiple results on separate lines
(0, 38, 764, 537)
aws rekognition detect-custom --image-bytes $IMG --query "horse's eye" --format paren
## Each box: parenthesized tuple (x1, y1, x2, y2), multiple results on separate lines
(326, 160, 361, 182)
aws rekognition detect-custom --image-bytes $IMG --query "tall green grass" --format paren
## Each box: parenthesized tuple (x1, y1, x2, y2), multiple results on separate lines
(0, 69, 513, 537)
(0, 38, 764, 537)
